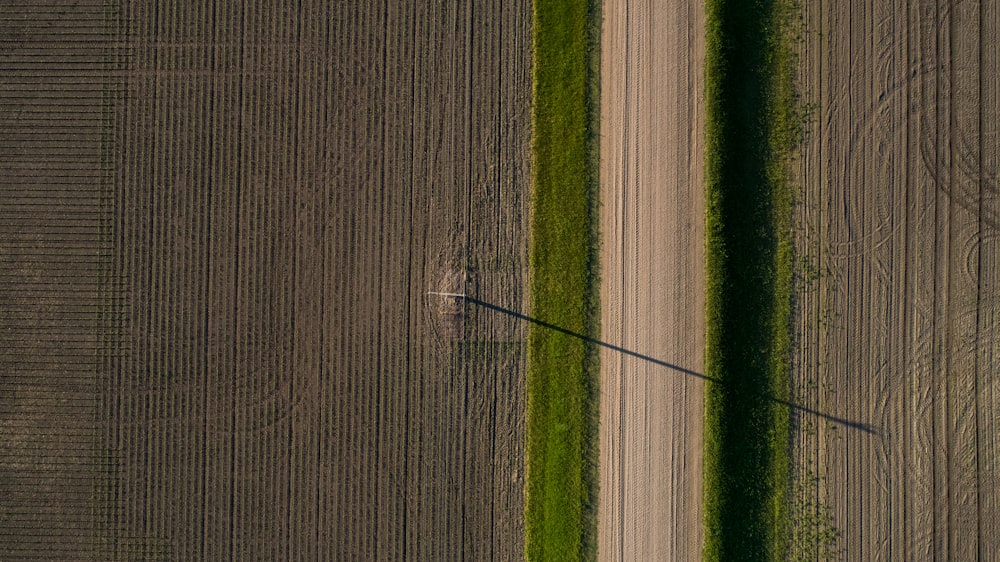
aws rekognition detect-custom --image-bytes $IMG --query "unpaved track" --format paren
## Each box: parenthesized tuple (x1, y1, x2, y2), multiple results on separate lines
(599, 1, 706, 559)
(1, 1, 531, 559)
(792, 0, 999, 558)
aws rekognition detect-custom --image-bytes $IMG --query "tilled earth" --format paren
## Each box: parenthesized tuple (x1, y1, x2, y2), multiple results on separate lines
(791, 0, 1000, 558)
(0, 1, 531, 559)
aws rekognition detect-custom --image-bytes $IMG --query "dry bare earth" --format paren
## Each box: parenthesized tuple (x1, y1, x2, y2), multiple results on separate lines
(1, 0, 531, 559)
(791, 0, 1000, 558)
(599, 1, 706, 560)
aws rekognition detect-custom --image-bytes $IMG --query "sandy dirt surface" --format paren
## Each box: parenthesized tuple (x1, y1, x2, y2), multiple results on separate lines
(791, 0, 999, 558)
(598, 1, 706, 560)
(1, 1, 531, 559)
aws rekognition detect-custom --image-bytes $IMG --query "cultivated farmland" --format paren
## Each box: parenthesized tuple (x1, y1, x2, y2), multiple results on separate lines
(1, 1, 532, 559)
(790, 0, 1000, 558)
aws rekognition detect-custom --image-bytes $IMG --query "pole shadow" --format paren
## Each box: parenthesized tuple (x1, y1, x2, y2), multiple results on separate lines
(462, 295, 878, 435)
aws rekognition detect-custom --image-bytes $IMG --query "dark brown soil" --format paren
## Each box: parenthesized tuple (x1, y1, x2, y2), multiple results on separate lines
(1, 1, 531, 559)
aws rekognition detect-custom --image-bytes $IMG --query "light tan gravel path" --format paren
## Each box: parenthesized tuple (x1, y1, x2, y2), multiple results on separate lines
(598, 1, 706, 560)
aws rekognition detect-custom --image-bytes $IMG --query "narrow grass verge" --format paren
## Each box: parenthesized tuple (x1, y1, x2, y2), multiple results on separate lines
(703, 0, 799, 560)
(526, 0, 601, 559)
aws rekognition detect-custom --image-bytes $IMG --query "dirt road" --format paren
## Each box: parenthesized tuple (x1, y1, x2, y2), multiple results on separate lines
(599, 1, 706, 559)
(1, 1, 531, 558)
(791, 0, 999, 558)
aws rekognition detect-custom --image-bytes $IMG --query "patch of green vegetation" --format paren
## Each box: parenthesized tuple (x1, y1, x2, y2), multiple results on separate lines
(525, 0, 600, 559)
(768, 1, 806, 558)
(703, 0, 801, 559)
(788, 462, 841, 560)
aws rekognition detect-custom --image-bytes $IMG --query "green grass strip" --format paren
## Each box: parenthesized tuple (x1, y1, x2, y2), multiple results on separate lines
(526, 0, 600, 559)
(704, 0, 797, 560)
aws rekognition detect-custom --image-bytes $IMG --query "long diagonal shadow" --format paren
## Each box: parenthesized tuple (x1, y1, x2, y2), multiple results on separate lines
(462, 295, 877, 435)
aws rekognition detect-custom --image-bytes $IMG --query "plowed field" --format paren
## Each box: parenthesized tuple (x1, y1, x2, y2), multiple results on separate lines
(791, 0, 1000, 558)
(1, 1, 531, 559)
